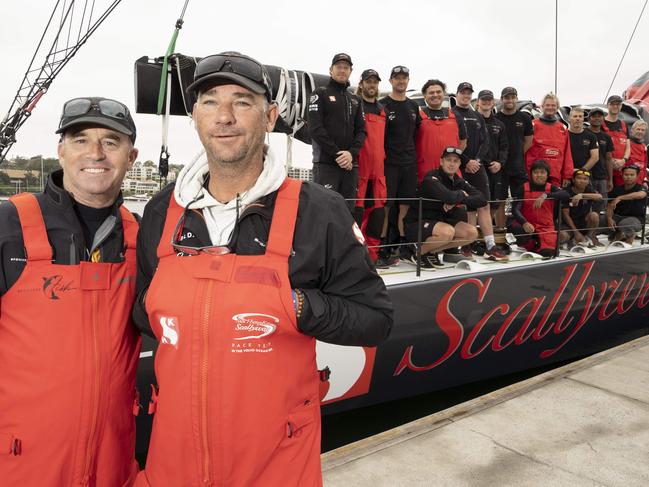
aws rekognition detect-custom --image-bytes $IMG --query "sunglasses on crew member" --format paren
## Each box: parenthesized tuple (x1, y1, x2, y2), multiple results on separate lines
(391, 66, 409, 76)
(443, 148, 464, 157)
(195, 54, 269, 88)
(61, 98, 131, 120)
(573, 169, 591, 177)
(171, 197, 231, 256)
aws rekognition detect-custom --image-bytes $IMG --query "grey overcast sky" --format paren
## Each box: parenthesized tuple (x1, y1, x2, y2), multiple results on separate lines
(1, 0, 648, 169)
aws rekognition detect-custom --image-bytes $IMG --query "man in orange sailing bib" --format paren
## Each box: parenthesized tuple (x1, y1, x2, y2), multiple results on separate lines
(0, 97, 141, 486)
(132, 51, 393, 487)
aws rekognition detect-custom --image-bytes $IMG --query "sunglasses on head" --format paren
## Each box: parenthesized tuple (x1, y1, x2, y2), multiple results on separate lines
(573, 169, 591, 177)
(444, 148, 463, 157)
(62, 98, 130, 120)
(171, 197, 231, 256)
(195, 54, 270, 93)
(391, 66, 409, 76)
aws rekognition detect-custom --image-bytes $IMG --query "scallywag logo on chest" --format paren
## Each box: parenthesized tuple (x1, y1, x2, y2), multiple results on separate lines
(42, 275, 76, 300)
(231, 313, 278, 354)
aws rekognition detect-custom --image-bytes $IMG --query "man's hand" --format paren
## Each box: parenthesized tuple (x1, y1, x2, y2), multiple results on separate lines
(612, 158, 625, 170)
(562, 179, 571, 187)
(523, 222, 535, 233)
(607, 179, 614, 192)
(608, 218, 616, 231)
(488, 161, 501, 174)
(335, 151, 353, 170)
(610, 197, 621, 209)
(574, 231, 585, 243)
(570, 193, 583, 206)
(592, 193, 603, 201)
(465, 159, 480, 174)
(443, 203, 455, 212)
(533, 194, 547, 209)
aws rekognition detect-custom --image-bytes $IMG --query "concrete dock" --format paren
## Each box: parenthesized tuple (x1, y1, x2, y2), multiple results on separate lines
(322, 335, 649, 487)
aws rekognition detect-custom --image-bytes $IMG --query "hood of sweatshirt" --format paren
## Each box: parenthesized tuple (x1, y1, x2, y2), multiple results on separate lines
(173, 146, 287, 246)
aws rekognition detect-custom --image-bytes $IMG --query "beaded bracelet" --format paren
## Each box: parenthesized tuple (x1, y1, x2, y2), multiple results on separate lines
(293, 288, 304, 319)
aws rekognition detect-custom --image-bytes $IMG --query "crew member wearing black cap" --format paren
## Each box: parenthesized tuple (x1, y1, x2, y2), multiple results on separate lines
(452, 82, 504, 260)
(476, 89, 509, 231)
(132, 51, 392, 487)
(378, 65, 421, 264)
(509, 159, 571, 258)
(307, 52, 366, 213)
(355, 69, 388, 266)
(403, 147, 485, 268)
(495, 86, 534, 195)
(0, 97, 141, 485)
(587, 106, 614, 210)
(603, 94, 631, 186)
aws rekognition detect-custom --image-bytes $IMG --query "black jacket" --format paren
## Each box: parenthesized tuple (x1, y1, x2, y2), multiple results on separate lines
(452, 105, 490, 163)
(0, 170, 132, 296)
(307, 78, 366, 165)
(406, 168, 487, 222)
(133, 180, 393, 346)
(483, 115, 509, 167)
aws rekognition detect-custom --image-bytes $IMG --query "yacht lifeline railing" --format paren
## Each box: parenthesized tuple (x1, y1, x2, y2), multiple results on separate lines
(345, 194, 648, 277)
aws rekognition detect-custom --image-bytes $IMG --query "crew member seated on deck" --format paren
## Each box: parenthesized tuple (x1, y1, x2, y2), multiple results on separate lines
(605, 164, 648, 244)
(403, 146, 487, 269)
(509, 160, 570, 258)
(559, 168, 604, 247)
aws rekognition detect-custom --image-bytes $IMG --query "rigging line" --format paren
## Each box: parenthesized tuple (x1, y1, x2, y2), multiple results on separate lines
(604, 0, 649, 103)
(554, 0, 558, 94)
(88, 0, 96, 31)
(66, 1, 76, 58)
(78, 0, 90, 44)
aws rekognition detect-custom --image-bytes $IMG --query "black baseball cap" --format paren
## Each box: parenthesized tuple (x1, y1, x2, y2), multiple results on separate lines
(186, 51, 273, 102)
(361, 69, 381, 81)
(56, 97, 136, 141)
(441, 146, 468, 163)
(588, 107, 606, 117)
(331, 53, 353, 66)
(607, 95, 623, 104)
(478, 90, 494, 100)
(457, 82, 474, 93)
(390, 65, 410, 78)
(501, 86, 518, 97)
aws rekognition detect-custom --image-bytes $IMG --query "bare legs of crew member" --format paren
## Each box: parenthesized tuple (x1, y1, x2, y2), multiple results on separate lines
(422, 221, 478, 255)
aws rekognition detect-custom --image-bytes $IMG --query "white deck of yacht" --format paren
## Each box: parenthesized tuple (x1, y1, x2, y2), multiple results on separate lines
(321, 333, 649, 487)
(378, 239, 648, 287)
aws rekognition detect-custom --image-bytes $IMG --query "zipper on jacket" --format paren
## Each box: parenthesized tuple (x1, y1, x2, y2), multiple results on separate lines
(81, 290, 101, 485)
(200, 279, 214, 486)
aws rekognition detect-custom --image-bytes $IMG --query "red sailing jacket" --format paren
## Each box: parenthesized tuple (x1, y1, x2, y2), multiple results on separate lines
(521, 182, 557, 251)
(602, 119, 628, 159)
(416, 108, 459, 183)
(135, 178, 322, 487)
(525, 119, 574, 185)
(0, 193, 140, 487)
(357, 110, 387, 208)
(628, 140, 648, 185)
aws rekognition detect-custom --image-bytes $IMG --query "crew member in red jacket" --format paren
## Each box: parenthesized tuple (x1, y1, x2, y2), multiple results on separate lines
(510, 160, 570, 257)
(525, 93, 573, 186)
(602, 94, 631, 186)
(415, 79, 467, 182)
(0, 97, 141, 486)
(628, 120, 648, 186)
(355, 69, 387, 264)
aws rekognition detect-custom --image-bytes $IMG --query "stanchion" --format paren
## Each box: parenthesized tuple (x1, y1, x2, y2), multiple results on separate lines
(416, 197, 422, 277)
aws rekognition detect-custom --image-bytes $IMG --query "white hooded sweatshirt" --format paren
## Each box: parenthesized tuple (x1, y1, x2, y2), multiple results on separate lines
(173, 147, 287, 246)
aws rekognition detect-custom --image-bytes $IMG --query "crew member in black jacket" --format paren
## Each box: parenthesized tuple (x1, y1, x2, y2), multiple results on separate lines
(403, 147, 486, 269)
(307, 52, 366, 213)
(476, 89, 509, 229)
(453, 83, 506, 261)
